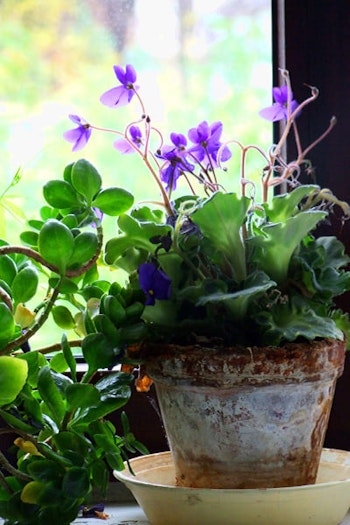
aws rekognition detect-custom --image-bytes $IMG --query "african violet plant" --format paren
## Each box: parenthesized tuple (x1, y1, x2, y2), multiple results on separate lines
(64, 64, 350, 349)
(0, 64, 350, 525)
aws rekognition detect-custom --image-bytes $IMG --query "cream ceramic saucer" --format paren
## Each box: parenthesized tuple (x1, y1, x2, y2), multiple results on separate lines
(114, 449, 350, 525)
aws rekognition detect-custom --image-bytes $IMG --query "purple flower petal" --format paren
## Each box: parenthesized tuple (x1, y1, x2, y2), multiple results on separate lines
(100, 64, 139, 108)
(139, 262, 171, 306)
(63, 115, 92, 152)
(259, 85, 300, 122)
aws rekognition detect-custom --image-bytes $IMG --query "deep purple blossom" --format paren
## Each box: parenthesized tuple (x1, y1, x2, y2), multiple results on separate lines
(139, 262, 171, 306)
(187, 121, 231, 167)
(259, 85, 299, 121)
(100, 64, 139, 108)
(114, 125, 143, 154)
(158, 133, 194, 191)
(63, 115, 92, 152)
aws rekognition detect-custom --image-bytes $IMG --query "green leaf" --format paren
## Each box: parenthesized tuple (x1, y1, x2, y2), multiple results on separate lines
(61, 333, 77, 381)
(38, 219, 75, 274)
(11, 266, 39, 304)
(19, 230, 39, 247)
(43, 180, 82, 209)
(0, 255, 17, 285)
(68, 231, 99, 268)
(66, 383, 100, 411)
(62, 467, 90, 499)
(192, 192, 251, 282)
(51, 305, 76, 329)
(71, 159, 102, 205)
(0, 303, 16, 348)
(92, 187, 134, 216)
(0, 356, 28, 406)
(105, 214, 171, 267)
(37, 366, 66, 424)
(82, 333, 117, 373)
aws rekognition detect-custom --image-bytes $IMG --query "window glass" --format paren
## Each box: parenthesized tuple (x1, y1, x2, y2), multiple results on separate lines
(0, 0, 271, 347)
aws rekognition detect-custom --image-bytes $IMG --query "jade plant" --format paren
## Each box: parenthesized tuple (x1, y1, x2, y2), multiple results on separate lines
(0, 159, 148, 525)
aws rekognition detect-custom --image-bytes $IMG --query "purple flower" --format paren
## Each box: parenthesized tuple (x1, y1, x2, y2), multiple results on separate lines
(259, 85, 299, 121)
(158, 133, 194, 191)
(139, 262, 171, 306)
(63, 114, 92, 152)
(187, 121, 231, 167)
(114, 125, 143, 154)
(100, 64, 139, 108)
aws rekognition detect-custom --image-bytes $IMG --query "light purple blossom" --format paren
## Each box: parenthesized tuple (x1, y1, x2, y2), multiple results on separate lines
(187, 121, 231, 167)
(114, 125, 143, 154)
(259, 85, 299, 121)
(138, 262, 171, 306)
(100, 64, 139, 108)
(63, 115, 92, 152)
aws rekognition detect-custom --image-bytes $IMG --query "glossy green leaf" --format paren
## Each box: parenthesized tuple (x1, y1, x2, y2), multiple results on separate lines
(66, 383, 100, 411)
(37, 366, 66, 424)
(71, 159, 102, 204)
(0, 255, 17, 285)
(60, 333, 77, 381)
(52, 305, 76, 329)
(82, 332, 116, 372)
(48, 276, 79, 293)
(93, 314, 119, 343)
(38, 219, 75, 274)
(92, 187, 134, 216)
(19, 230, 39, 247)
(0, 303, 16, 348)
(68, 231, 99, 268)
(43, 180, 82, 209)
(0, 356, 28, 406)
(62, 467, 90, 499)
(12, 266, 39, 303)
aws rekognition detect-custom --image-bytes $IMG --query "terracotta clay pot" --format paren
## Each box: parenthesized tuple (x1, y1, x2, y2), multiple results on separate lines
(142, 338, 346, 489)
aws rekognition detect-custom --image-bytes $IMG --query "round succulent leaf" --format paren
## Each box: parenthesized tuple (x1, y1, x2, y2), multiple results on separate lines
(63, 162, 73, 183)
(68, 231, 99, 268)
(0, 280, 12, 297)
(38, 219, 75, 274)
(71, 159, 102, 205)
(28, 219, 44, 231)
(82, 332, 116, 371)
(12, 266, 39, 304)
(20, 480, 46, 504)
(0, 303, 16, 348)
(52, 305, 76, 329)
(48, 276, 79, 293)
(0, 254, 17, 285)
(92, 186, 134, 216)
(40, 205, 59, 220)
(62, 466, 90, 499)
(43, 180, 82, 209)
(0, 356, 28, 406)
(61, 214, 79, 229)
(19, 230, 39, 247)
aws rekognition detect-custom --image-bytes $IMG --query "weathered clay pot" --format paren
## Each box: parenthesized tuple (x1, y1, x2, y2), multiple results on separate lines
(142, 338, 346, 489)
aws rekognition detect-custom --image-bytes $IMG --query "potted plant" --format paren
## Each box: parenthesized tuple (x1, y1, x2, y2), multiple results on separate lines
(0, 160, 149, 525)
(0, 63, 349, 525)
(62, 65, 350, 490)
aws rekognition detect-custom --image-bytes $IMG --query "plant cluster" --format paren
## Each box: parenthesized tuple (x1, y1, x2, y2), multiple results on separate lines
(64, 65, 350, 348)
(0, 64, 350, 524)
